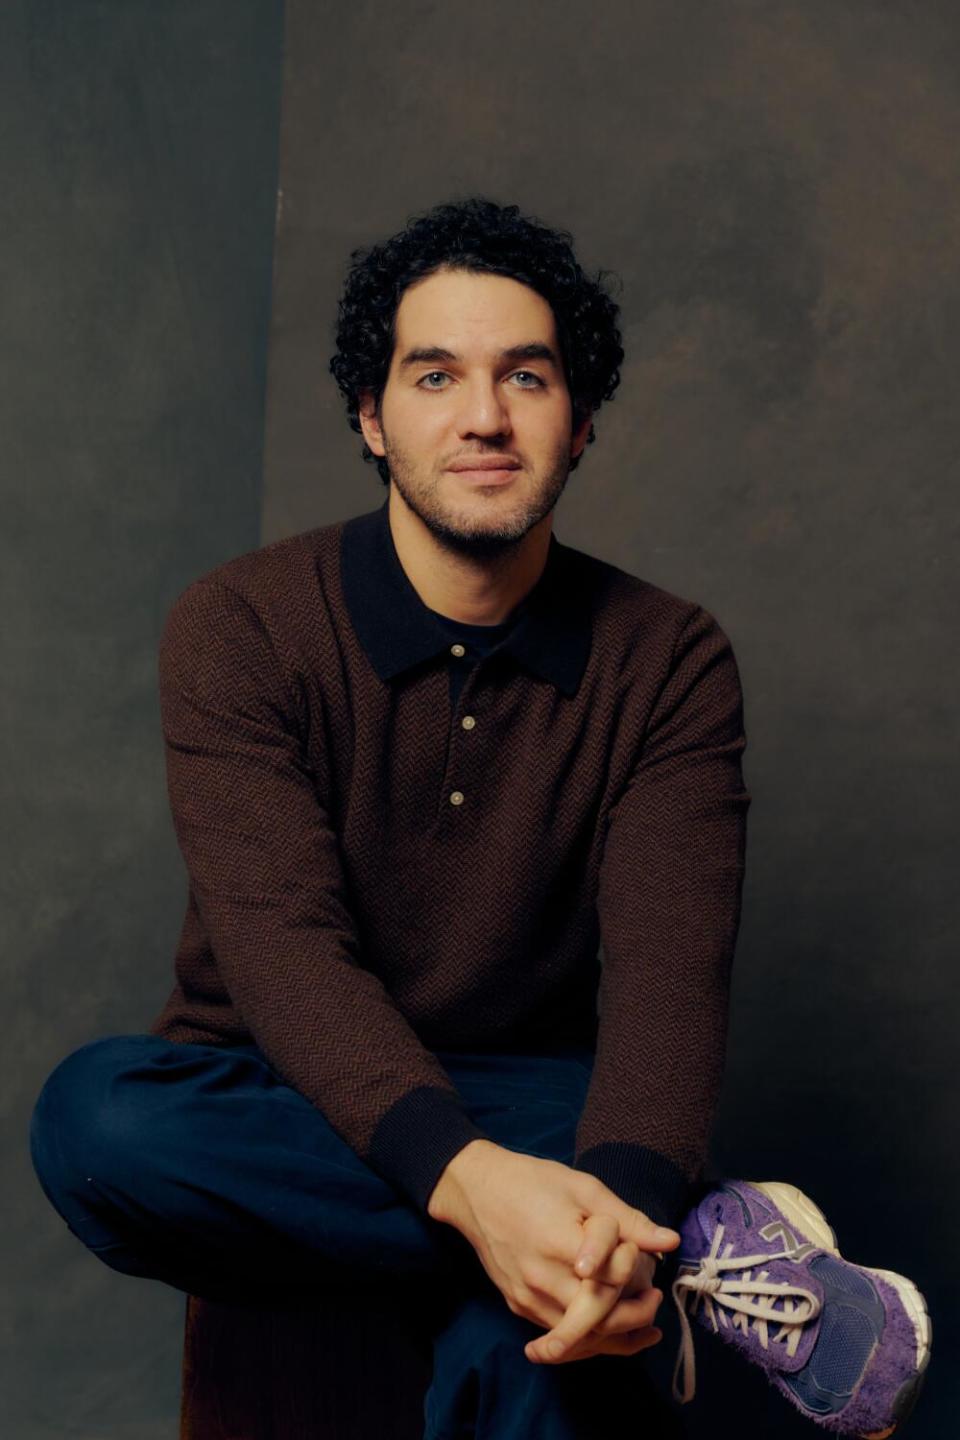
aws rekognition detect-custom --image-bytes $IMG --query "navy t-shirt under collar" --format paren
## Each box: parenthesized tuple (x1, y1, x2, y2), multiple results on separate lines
(339, 496, 592, 702)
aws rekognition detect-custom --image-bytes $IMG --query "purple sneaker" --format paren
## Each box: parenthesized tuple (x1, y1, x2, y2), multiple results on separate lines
(670, 1180, 932, 1437)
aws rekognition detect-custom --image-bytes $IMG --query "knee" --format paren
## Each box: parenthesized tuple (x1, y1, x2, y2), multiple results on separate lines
(435, 1284, 542, 1362)
(29, 1035, 154, 1200)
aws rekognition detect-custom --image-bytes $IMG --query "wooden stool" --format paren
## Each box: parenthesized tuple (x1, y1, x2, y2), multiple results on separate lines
(179, 1285, 436, 1439)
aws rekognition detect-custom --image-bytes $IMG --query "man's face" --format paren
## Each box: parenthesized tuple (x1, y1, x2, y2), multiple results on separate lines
(358, 266, 592, 557)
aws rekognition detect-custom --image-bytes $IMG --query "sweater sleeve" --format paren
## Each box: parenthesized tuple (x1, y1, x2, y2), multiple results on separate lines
(157, 577, 490, 1215)
(573, 604, 751, 1229)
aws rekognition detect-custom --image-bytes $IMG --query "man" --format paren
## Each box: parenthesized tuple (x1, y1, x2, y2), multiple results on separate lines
(347, 229, 714, 1363)
(31, 197, 929, 1437)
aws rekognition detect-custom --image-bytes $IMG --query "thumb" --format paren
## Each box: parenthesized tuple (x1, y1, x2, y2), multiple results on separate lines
(617, 1202, 680, 1256)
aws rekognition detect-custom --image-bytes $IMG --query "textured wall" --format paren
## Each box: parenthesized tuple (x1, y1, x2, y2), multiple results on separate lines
(263, 2, 958, 1434)
(5, 2, 285, 1435)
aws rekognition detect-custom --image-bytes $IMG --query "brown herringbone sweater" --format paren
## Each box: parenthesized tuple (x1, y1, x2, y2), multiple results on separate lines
(148, 498, 751, 1229)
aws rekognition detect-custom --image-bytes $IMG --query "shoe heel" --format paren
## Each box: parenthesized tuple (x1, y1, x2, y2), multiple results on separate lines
(747, 1180, 840, 1252)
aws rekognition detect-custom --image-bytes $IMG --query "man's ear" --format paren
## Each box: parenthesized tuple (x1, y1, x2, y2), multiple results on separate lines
(571, 409, 593, 461)
(357, 388, 386, 457)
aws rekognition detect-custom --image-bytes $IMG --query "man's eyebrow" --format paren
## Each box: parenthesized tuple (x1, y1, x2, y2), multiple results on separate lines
(397, 342, 560, 371)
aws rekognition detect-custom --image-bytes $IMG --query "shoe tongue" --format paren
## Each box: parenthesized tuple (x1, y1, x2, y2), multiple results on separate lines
(679, 1200, 711, 1256)
(675, 1188, 728, 1259)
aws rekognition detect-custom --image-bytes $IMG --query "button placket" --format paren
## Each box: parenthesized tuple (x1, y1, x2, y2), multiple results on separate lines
(443, 646, 485, 814)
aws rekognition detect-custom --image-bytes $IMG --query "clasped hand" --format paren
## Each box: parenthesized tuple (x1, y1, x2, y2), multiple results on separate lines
(434, 1144, 680, 1366)
(523, 1207, 669, 1365)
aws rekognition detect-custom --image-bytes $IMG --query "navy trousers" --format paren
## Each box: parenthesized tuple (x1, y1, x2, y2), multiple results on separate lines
(29, 1033, 683, 1439)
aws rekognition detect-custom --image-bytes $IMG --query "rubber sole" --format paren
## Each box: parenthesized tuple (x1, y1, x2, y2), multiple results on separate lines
(748, 1181, 933, 1439)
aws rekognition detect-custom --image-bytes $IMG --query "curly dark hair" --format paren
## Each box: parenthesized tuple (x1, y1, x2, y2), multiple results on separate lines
(328, 196, 624, 486)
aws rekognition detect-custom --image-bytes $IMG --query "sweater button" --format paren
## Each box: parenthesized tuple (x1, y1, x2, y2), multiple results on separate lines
(449, 790, 465, 805)
(450, 643, 466, 657)
(461, 715, 476, 730)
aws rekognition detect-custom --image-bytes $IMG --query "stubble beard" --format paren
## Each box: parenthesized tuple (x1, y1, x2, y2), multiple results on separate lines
(382, 436, 575, 560)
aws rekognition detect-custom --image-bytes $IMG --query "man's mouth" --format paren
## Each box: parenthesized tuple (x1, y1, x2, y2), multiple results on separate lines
(447, 463, 521, 485)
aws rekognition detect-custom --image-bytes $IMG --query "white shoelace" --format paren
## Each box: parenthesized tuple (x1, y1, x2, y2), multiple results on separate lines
(671, 1222, 822, 1403)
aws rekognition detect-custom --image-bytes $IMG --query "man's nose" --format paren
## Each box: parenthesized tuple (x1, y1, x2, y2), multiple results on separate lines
(454, 379, 511, 437)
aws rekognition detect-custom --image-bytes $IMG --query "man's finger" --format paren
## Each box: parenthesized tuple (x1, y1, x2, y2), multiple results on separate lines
(526, 1282, 666, 1363)
(607, 1200, 680, 1255)
(572, 1212, 619, 1277)
(525, 1280, 618, 1363)
(591, 1284, 664, 1337)
(624, 1248, 657, 1294)
(525, 1247, 659, 1364)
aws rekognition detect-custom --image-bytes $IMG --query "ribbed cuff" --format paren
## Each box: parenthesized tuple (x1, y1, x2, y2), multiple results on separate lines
(366, 1085, 491, 1215)
(573, 1141, 691, 1230)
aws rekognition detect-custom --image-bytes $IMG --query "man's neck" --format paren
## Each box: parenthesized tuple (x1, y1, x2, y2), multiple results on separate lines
(386, 483, 551, 626)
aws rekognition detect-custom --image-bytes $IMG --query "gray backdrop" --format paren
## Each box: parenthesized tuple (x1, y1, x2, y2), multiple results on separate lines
(265, 5, 957, 1434)
(7, 1, 956, 1436)
(4, 2, 285, 1436)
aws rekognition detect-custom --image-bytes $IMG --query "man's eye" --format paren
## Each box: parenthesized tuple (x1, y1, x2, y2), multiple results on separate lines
(418, 371, 544, 389)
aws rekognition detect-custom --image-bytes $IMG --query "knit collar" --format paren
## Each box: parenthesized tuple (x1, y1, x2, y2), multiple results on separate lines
(340, 497, 591, 697)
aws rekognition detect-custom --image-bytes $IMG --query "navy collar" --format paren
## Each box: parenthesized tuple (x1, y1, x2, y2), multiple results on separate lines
(340, 498, 592, 697)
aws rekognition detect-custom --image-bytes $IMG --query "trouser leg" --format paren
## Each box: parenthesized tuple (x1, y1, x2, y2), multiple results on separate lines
(28, 1032, 473, 1303)
(29, 1033, 683, 1437)
(424, 1285, 684, 1440)
(416, 1050, 685, 1440)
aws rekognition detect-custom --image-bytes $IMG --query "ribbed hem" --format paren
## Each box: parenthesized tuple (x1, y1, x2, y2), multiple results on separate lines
(366, 1085, 491, 1216)
(573, 1141, 691, 1230)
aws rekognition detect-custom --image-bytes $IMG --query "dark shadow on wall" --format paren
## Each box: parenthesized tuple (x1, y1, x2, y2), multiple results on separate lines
(3, 1, 285, 1435)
